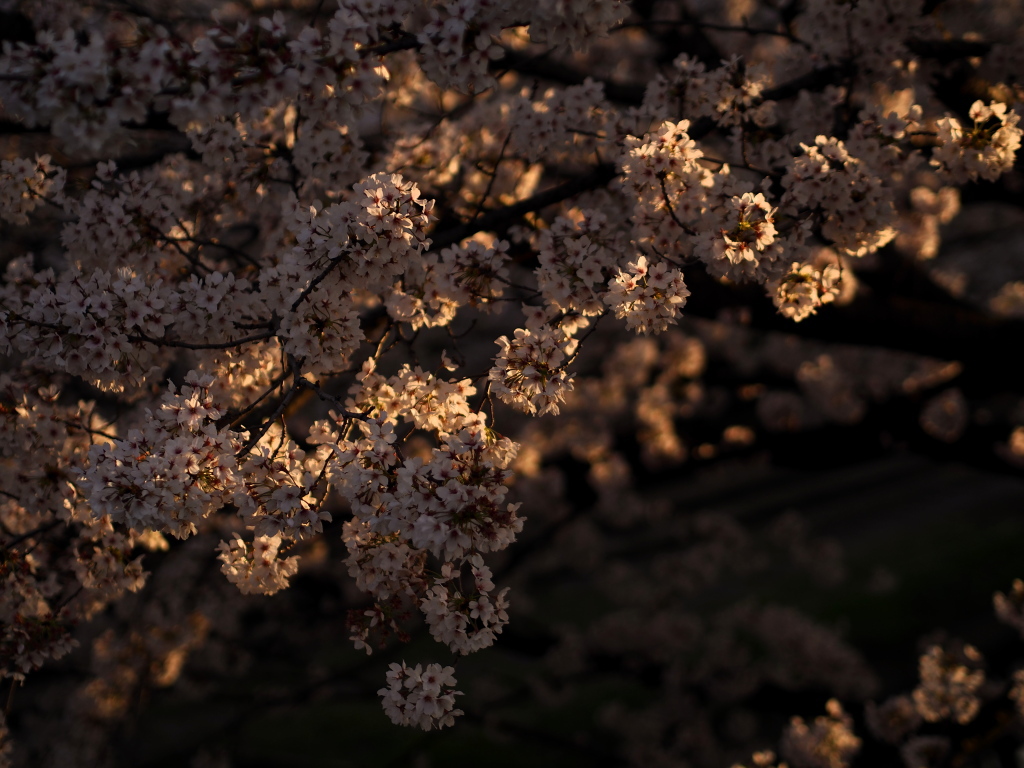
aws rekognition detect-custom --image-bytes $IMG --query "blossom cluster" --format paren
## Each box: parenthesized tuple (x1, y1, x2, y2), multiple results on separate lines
(643, 54, 777, 130)
(490, 323, 578, 415)
(0, 376, 152, 684)
(0, 154, 65, 226)
(932, 101, 1023, 183)
(606, 255, 690, 334)
(780, 699, 861, 768)
(769, 261, 842, 322)
(533, 209, 623, 316)
(216, 533, 299, 596)
(782, 136, 897, 259)
(83, 374, 243, 539)
(378, 662, 462, 730)
(420, 554, 510, 654)
(911, 644, 984, 724)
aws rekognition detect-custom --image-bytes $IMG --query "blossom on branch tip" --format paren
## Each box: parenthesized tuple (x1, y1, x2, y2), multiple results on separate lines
(932, 100, 1022, 183)
(605, 256, 690, 335)
(217, 533, 299, 596)
(378, 662, 462, 730)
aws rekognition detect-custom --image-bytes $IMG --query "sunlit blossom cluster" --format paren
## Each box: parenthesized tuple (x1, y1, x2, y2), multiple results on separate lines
(932, 101, 1023, 183)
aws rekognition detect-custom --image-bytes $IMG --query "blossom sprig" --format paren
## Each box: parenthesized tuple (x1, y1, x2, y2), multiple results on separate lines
(695, 191, 779, 281)
(782, 136, 897, 259)
(387, 236, 511, 329)
(420, 554, 510, 655)
(534, 209, 624, 315)
(643, 53, 777, 131)
(768, 261, 842, 322)
(605, 255, 690, 335)
(82, 373, 245, 539)
(216, 532, 299, 596)
(489, 324, 577, 416)
(621, 120, 712, 267)
(378, 661, 463, 730)
(236, 423, 333, 541)
(932, 100, 1023, 183)
(0, 154, 66, 226)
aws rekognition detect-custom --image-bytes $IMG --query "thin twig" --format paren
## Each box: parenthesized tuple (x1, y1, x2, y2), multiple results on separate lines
(294, 378, 368, 423)
(290, 258, 344, 312)
(235, 382, 301, 459)
(471, 129, 514, 224)
(612, 18, 809, 47)
(224, 368, 293, 431)
(4, 678, 18, 718)
(1, 519, 63, 553)
(658, 175, 697, 235)
(128, 330, 275, 350)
